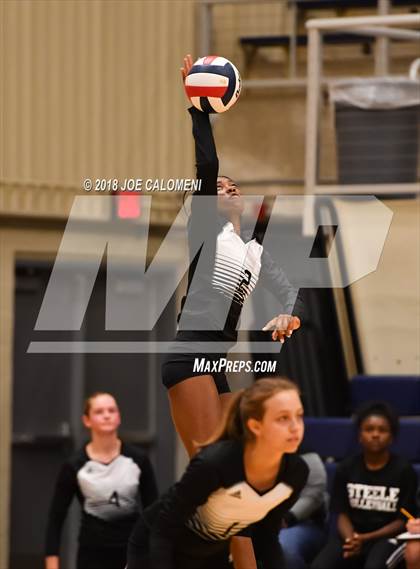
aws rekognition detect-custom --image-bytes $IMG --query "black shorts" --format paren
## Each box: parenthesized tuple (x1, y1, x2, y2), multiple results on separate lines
(77, 546, 126, 569)
(161, 331, 234, 394)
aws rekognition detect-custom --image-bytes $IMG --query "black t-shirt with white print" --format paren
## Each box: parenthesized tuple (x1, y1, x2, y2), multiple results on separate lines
(332, 453, 418, 534)
(142, 439, 308, 568)
(45, 443, 158, 555)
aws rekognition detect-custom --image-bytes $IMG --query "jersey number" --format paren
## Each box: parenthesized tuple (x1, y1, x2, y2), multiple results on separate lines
(239, 270, 251, 289)
(109, 491, 120, 507)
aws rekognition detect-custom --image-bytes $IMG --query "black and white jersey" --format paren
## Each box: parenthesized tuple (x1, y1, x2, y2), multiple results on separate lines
(77, 453, 141, 521)
(142, 439, 308, 567)
(45, 443, 158, 555)
(178, 108, 304, 340)
(212, 221, 262, 307)
(186, 474, 293, 540)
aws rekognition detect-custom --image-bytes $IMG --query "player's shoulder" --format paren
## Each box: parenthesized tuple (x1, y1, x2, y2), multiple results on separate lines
(388, 453, 416, 474)
(335, 453, 370, 480)
(63, 445, 89, 472)
(197, 439, 242, 467)
(119, 442, 150, 465)
(283, 453, 309, 482)
(337, 453, 361, 471)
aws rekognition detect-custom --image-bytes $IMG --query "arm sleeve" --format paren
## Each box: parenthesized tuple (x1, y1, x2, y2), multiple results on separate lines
(396, 465, 418, 520)
(139, 455, 159, 509)
(45, 462, 77, 556)
(149, 450, 221, 569)
(286, 453, 327, 524)
(178, 107, 219, 323)
(259, 248, 305, 322)
(188, 106, 218, 200)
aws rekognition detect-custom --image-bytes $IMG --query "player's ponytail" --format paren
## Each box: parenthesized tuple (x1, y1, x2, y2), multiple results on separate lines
(203, 377, 300, 446)
(221, 389, 246, 441)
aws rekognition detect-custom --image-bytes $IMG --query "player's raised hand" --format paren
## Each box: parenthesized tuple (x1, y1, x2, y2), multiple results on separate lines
(262, 315, 301, 343)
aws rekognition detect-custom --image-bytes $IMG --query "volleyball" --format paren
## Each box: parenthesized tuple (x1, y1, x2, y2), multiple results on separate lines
(185, 55, 242, 113)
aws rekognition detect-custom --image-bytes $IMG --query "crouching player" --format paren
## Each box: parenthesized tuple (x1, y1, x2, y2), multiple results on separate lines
(127, 378, 308, 569)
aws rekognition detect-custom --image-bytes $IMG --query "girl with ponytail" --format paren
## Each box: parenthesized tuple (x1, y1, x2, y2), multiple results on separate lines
(127, 378, 309, 569)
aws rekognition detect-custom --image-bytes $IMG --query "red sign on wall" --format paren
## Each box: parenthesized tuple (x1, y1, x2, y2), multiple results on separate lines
(116, 193, 141, 219)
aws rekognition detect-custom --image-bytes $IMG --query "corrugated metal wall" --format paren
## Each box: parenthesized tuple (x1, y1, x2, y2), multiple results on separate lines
(2, 0, 194, 186)
(1, 1, 195, 566)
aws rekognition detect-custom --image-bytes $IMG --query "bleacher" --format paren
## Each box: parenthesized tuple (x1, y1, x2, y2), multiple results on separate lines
(302, 375, 420, 491)
(240, 32, 377, 51)
(240, 0, 420, 70)
(293, 0, 419, 8)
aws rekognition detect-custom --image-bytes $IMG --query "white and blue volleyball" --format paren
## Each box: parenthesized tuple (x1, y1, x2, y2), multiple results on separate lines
(185, 56, 242, 113)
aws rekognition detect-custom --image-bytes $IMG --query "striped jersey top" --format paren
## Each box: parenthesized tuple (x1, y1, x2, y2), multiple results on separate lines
(212, 221, 262, 307)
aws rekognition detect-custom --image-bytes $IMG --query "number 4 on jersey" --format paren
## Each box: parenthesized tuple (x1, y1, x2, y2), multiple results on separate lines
(109, 491, 120, 507)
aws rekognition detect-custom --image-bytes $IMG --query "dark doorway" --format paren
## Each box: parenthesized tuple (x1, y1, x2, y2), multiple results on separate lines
(11, 260, 176, 569)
